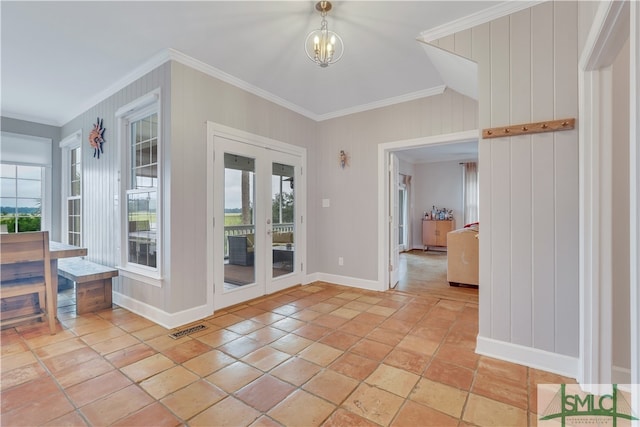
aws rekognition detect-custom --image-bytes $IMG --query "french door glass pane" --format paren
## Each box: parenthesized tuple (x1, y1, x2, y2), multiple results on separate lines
(272, 162, 294, 278)
(224, 153, 256, 290)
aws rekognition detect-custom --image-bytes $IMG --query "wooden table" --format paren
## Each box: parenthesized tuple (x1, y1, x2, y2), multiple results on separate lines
(1, 241, 87, 321)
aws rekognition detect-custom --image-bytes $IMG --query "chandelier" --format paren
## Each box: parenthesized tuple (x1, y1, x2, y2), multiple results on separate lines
(304, 1, 344, 68)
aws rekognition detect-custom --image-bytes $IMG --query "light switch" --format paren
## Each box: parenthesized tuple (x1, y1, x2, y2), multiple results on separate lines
(322, 198, 330, 208)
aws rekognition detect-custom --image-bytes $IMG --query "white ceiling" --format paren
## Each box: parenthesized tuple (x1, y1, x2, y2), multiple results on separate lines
(0, 1, 512, 128)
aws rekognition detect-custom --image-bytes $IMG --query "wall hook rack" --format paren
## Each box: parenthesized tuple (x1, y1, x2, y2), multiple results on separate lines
(482, 118, 575, 139)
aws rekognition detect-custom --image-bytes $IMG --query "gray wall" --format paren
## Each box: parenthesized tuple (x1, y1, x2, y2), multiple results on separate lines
(1, 117, 62, 240)
(433, 1, 581, 358)
(316, 89, 478, 280)
(168, 61, 318, 312)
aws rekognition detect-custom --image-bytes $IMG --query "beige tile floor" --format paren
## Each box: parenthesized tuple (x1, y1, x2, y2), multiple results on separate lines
(1, 280, 575, 426)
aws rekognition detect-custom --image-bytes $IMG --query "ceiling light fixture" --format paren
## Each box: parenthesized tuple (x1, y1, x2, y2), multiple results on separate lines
(305, 1, 344, 68)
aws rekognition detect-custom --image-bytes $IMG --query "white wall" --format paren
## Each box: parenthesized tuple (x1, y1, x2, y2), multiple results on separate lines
(612, 36, 631, 382)
(411, 160, 468, 249)
(433, 2, 581, 373)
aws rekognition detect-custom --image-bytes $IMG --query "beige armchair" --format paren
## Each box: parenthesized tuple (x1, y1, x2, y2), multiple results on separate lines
(447, 226, 479, 287)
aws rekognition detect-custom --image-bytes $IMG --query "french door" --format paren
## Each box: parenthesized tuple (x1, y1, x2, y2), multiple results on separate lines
(209, 130, 303, 310)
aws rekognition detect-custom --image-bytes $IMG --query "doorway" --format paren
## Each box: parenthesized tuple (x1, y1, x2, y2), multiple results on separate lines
(378, 130, 479, 291)
(207, 124, 306, 310)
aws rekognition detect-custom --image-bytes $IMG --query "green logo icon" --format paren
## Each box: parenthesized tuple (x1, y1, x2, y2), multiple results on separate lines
(540, 384, 638, 426)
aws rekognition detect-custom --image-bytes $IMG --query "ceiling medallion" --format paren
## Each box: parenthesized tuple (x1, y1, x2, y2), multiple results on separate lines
(304, 1, 344, 68)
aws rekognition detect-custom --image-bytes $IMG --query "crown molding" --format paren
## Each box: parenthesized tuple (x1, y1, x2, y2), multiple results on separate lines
(165, 49, 320, 121)
(419, 0, 545, 43)
(55, 47, 448, 126)
(315, 85, 447, 122)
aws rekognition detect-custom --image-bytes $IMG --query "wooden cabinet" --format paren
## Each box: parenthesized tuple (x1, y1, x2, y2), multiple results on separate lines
(422, 220, 454, 250)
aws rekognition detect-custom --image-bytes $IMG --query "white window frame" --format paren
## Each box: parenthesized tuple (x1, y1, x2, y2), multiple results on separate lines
(59, 130, 82, 246)
(0, 131, 52, 233)
(115, 89, 162, 286)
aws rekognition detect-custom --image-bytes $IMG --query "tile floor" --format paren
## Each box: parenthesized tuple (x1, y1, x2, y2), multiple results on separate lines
(1, 281, 575, 426)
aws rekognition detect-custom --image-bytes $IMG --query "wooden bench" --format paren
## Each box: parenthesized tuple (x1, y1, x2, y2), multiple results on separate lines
(57, 258, 118, 314)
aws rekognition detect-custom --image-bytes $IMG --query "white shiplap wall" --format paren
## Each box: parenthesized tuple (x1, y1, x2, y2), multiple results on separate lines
(433, 2, 580, 363)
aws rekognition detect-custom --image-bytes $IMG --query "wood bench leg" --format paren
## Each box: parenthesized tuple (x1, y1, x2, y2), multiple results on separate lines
(76, 279, 113, 315)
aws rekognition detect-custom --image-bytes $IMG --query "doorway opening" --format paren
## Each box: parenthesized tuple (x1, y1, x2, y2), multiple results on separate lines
(377, 129, 479, 294)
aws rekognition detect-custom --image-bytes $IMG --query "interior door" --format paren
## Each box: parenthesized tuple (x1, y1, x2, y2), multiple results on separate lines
(212, 135, 303, 309)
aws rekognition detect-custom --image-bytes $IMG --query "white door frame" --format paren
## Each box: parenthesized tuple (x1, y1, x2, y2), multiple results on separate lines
(578, 0, 638, 392)
(377, 129, 479, 290)
(389, 153, 400, 287)
(630, 1, 640, 413)
(207, 122, 307, 311)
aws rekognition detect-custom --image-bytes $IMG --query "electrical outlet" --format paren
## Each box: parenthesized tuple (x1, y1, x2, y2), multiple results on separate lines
(338, 257, 344, 266)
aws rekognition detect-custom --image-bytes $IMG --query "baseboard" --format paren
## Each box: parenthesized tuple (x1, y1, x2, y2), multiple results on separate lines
(112, 291, 213, 330)
(306, 272, 383, 292)
(476, 335, 579, 380)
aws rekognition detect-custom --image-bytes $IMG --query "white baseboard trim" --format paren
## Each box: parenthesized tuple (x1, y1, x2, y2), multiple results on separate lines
(476, 336, 579, 380)
(305, 272, 383, 292)
(113, 291, 213, 330)
(612, 365, 632, 384)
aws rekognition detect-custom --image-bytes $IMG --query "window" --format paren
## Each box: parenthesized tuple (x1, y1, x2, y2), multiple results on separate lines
(0, 164, 43, 233)
(60, 131, 82, 246)
(462, 162, 479, 225)
(117, 90, 161, 281)
(0, 132, 52, 234)
(67, 147, 82, 246)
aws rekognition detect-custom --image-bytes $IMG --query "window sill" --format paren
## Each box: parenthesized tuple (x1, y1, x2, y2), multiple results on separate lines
(116, 266, 163, 288)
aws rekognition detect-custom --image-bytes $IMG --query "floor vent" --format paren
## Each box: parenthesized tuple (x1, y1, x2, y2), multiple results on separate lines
(168, 324, 207, 339)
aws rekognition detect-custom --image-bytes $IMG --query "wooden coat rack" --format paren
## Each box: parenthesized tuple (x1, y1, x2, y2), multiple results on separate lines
(482, 118, 575, 139)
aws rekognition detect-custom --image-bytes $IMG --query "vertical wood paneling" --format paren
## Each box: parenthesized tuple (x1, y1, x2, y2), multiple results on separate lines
(439, 34, 455, 52)
(455, 29, 473, 59)
(473, 23, 492, 129)
(490, 16, 512, 341)
(441, 2, 580, 359)
(61, 63, 170, 308)
(553, 1, 579, 357)
(451, 90, 464, 133)
(531, 2, 556, 352)
(441, 89, 453, 134)
(471, 22, 492, 336)
(509, 8, 533, 347)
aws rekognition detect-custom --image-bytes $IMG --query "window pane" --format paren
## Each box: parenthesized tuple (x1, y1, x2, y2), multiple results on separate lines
(127, 191, 157, 268)
(1, 178, 16, 197)
(0, 164, 16, 178)
(0, 198, 17, 210)
(271, 162, 294, 278)
(17, 214, 41, 232)
(17, 179, 41, 198)
(16, 165, 40, 180)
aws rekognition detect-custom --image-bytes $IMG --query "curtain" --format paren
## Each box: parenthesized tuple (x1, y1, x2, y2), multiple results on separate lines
(400, 174, 411, 248)
(462, 162, 479, 225)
